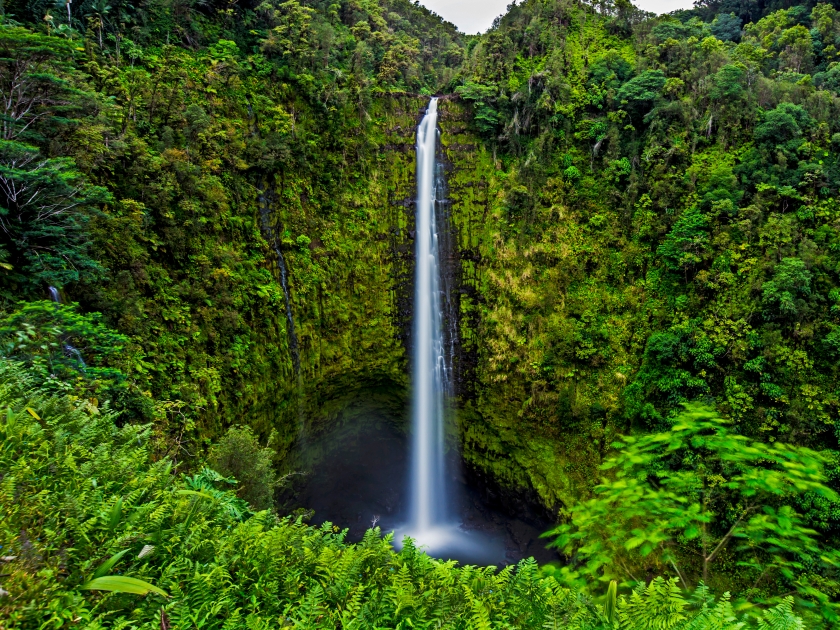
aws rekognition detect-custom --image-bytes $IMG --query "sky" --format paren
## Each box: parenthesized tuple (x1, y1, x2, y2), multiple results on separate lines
(418, 0, 696, 35)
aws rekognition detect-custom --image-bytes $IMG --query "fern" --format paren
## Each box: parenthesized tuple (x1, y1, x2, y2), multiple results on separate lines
(617, 577, 688, 630)
(756, 598, 804, 630)
(463, 583, 493, 630)
(0, 359, 816, 630)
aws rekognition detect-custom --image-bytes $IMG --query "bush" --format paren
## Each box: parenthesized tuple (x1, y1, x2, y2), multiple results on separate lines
(208, 424, 277, 511)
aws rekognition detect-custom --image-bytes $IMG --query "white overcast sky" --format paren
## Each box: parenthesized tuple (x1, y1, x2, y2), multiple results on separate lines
(419, 0, 696, 35)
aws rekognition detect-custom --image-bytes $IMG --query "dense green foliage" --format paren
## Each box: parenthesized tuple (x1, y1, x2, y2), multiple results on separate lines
(0, 0, 466, 447)
(455, 0, 840, 441)
(548, 404, 840, 617)
(445, 1, 840, 621)
(0, 360, 808, 628)
(208, 424, 278, 510)
(2, 0, 840, 624)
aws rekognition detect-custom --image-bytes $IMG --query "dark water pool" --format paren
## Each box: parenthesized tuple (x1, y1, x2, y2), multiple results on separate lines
(278, 402, 561, 567)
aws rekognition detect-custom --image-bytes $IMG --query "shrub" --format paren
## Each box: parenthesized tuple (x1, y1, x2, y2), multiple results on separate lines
(208, 424, 277, 510)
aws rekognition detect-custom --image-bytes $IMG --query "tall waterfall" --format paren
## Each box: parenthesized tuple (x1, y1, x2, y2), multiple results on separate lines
(409, 97, 449, 532)
(396, 99, 504, 563)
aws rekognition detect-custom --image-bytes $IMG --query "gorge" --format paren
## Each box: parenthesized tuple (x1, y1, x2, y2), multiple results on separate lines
(286, 97, 557, 565)
(2, 0, 840, 626)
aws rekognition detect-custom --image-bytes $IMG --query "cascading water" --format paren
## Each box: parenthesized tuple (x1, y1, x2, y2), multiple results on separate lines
(397, 99, 502, 562)
(409, 97, 448, 532)
(258, 187, 300, 375)
(48, 286, 87, 370)
(257, 186, 307, 439)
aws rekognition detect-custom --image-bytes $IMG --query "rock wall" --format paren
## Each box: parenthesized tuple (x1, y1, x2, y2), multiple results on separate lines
(263, 96, 596, 516)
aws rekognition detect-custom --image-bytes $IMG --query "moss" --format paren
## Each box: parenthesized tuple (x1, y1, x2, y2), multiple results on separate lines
(253, 96, 623, 513)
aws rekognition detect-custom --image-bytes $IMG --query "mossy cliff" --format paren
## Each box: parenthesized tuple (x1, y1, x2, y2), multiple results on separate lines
(263, 95, 610, 514)
(436, 100, 618, 513)
(257, 96, 421, 456)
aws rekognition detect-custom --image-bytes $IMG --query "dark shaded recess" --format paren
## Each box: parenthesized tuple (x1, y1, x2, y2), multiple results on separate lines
(436, 140, 470, 401)
(276, 399, 409, 533)
(463, 462, 560, 532)
(299, 376, 409, 438)
(437, 145, 482, 402)
(279, 394, 561, 566)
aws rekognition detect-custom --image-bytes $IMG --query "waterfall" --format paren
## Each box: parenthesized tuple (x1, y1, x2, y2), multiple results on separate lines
(257, 187, 307, 439)
(408, 97, 449, 532)
(258, 188, 301, 375)
(48, 286, 87, 370)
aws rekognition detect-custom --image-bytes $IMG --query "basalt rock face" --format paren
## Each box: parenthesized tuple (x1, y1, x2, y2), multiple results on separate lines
(436, 102, 480, 404)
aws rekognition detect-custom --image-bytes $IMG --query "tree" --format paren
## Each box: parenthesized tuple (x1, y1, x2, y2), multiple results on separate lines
(86, 0, 112, 50)
(710, 64, 746, 100)
(761, 257, 812, 321)
(0, 299, 128, 374)
(697, 163, 743, 215)
(0, 25, 76, 142)
(259, 0, 317, 72)
(0, 24, 108, 293)
(548, 404, 839, 617)
(755, 103, 811, 150)
(737, 102, 814, 189)
(657, 206, 710, 274)
(0, 141, 109, 291)
(815, 64, 840, 93)
(623, 327, 713, 429)
(710, 13, 741, 42)
(777, 25, 813, 74)
(455, 80, 501, 136)
(616, 70, 666, 119)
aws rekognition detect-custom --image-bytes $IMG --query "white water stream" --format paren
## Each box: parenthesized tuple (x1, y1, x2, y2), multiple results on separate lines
(409, 97, 448, 531)
(399, 98, 501, 560)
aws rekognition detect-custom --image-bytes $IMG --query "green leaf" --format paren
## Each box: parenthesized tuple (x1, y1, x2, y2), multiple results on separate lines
(107, 497, 123, 531)
(80, 576, 168, 597)
(176, 489, 215, 500)
(683, 525, 700, 540)
(92, 549, 130, 579)
(603, 580, 617, 625)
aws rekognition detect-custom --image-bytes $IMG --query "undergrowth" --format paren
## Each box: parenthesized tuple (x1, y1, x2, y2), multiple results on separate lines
(0, 359, 806, 628)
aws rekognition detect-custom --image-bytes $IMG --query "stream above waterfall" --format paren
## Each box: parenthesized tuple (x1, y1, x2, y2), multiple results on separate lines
(279, 401, 560, 567)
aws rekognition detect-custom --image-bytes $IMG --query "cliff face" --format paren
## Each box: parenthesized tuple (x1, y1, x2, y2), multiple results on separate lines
(261, 97, 606, 513)
(253, 96, 423, 456)
(61, 77, 615, 510)
(437, 100, 608, 512)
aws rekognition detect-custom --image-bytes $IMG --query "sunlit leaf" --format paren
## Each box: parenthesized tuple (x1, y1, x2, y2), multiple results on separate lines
(81, 576, 168, 597)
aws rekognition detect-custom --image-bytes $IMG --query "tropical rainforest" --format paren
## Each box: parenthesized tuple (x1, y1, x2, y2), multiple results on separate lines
(2, 0, 840, 625)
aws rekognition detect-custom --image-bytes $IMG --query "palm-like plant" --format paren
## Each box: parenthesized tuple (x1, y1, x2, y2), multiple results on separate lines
(87, 0, 112, 49)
